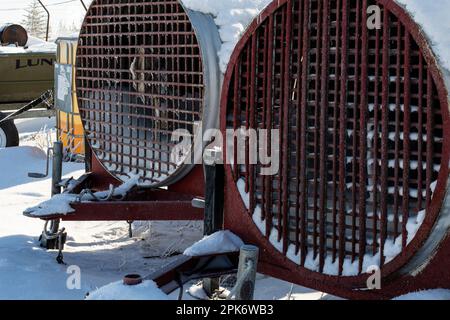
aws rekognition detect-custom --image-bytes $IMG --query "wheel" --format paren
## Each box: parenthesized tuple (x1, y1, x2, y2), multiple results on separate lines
(0, 112, 19, 148)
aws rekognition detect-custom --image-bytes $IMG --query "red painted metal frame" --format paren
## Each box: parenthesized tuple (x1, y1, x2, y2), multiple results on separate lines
(33, 201, 203, 222)
(220, 0, 450, 299)
(37, 201, 203, 222)
(30, 154, 205, 222)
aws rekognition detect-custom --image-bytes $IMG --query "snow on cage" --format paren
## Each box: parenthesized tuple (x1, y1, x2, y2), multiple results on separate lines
(221, 0, 450, 279)
(180, 0, 273, 73)
(24, 175, 140, 217)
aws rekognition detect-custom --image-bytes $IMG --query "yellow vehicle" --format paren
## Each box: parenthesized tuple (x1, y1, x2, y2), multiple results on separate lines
(55, 37, 84, 156)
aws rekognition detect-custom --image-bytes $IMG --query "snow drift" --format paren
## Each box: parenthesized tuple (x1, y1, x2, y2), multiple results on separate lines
(86, 280, 169, 300)
(184, 230, 244, 256)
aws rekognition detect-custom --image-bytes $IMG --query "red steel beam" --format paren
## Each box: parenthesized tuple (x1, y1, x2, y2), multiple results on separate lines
(31, 201, 203, 221)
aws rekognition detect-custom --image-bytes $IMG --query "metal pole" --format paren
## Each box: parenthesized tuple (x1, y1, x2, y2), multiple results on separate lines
(235, 245, 259, 300)
(52, 141, 63, 196)
(204, 167, 224, 234)
(203, 148, 224, 297)
(37, 0, 50, 41)
(79, 0, 87, 11)
(49, 141, 63, 235)
(84, 135, 92, 172)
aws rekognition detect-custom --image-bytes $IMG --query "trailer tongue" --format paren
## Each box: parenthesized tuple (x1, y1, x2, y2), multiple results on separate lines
(0, 90, 53, 126)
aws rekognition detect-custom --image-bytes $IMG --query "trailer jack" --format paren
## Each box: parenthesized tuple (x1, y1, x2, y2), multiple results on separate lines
(38, 221, 67, 264)
(29, 140, 67, 264)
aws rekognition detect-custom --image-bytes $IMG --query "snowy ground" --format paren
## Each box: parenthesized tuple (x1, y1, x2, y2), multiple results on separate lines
(0, 118, 340, 300)
(1, 118, 183, 299)
(2, 118, 449, 300)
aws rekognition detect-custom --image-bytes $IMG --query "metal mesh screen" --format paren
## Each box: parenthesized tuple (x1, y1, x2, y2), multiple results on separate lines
(76, 0, 204, 186)
(224, 0, 448, 276)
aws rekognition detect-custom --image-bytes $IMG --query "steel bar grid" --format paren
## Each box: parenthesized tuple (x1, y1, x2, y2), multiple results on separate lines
(76, 0, 204, 186)
(222, 0, 448, 278)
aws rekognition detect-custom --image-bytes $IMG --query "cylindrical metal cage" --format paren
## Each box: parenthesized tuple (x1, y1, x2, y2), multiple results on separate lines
(76, 0, 221, 187)
(221, 0, 450, 294)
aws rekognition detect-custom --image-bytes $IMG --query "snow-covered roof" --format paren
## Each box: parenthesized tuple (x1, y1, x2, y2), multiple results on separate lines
(0, 36, 56, 55)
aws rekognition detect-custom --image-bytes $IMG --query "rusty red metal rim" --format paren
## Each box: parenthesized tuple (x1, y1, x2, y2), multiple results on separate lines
(220, 0, 450, 288)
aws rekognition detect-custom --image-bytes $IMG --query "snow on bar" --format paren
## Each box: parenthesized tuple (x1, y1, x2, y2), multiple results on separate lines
(23, 175, 140, 217)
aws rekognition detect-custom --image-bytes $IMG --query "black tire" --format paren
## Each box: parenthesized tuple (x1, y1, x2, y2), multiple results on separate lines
(0, 112, 19, 148)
